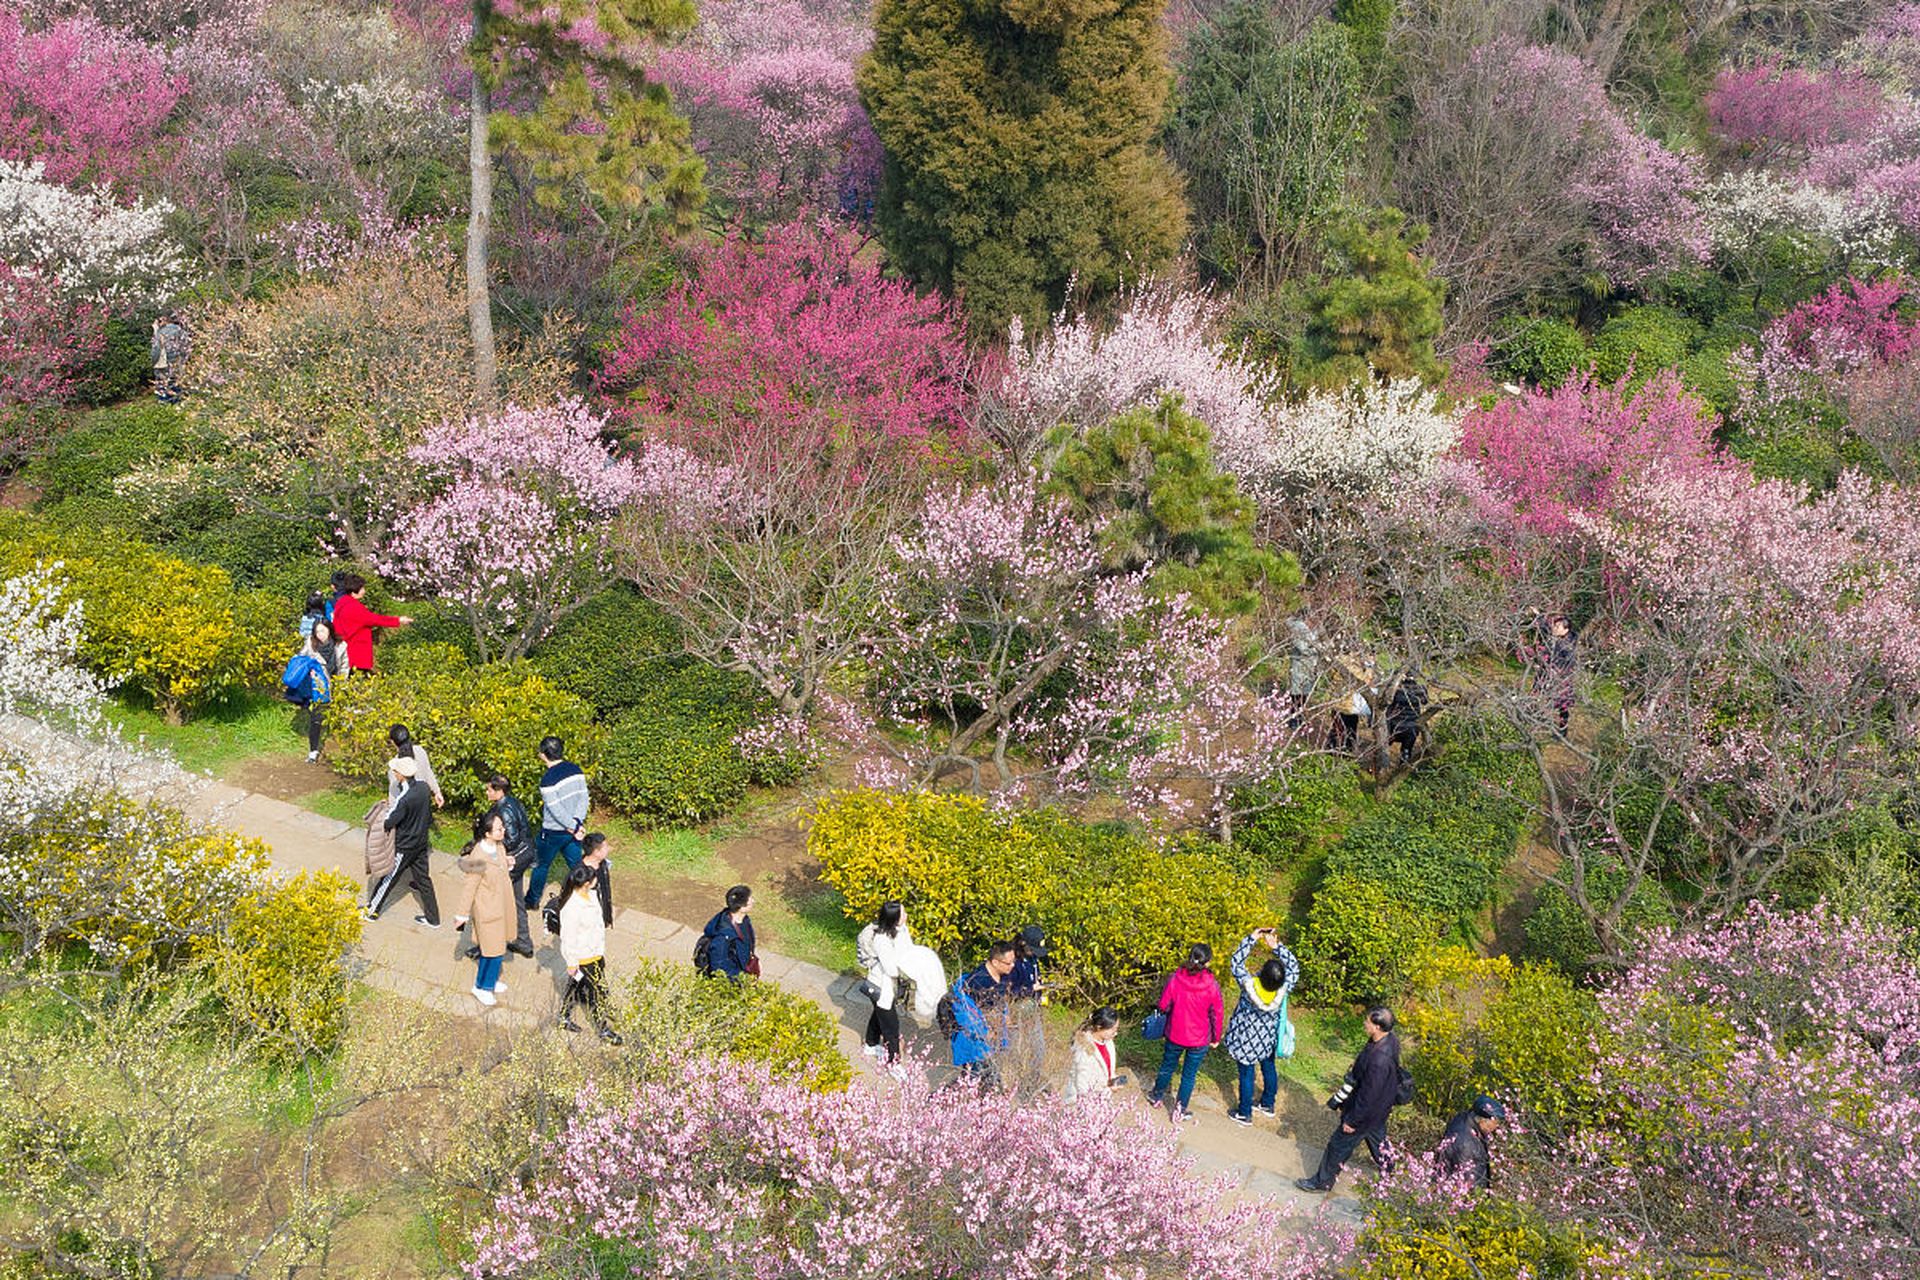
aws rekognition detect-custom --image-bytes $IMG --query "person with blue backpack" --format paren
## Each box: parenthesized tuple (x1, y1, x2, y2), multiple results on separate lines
(1223, 927, 1300, 1126)
(281, 618, 344, 762)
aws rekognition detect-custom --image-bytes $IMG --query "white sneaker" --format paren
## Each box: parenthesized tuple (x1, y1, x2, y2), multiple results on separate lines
(490, 980, 508, 993)
(885, 1063, 909, 1081)
(306, 750, 319, 762)
(863, 1043, 886, 1059)
(471, 987, 497, 1007)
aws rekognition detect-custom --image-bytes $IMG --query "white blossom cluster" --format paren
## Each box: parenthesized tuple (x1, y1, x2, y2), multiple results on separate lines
(1258, 378, 1464, 500)
(298, 76, 456, 156)
(1699, 170, 1900, 266)
(0, 569, 110, 734)
(0, 158, 192, 312)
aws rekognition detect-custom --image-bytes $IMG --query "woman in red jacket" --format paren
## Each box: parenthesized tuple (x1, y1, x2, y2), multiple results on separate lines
(330, 573, 410, 672)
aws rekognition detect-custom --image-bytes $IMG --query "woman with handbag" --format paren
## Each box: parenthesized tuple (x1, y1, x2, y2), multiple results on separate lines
(1063, 1007, 1126, 1102)
(701, 884, 758, 981)
(1147, 942, 1226, 1123)
(855, 899, 911, 1073)
(1223, 928, 1301, 1126)
(557, 863, 623, 1043)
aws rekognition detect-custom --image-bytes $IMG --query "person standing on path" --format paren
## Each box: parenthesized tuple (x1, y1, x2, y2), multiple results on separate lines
(1224, 927, 1300, 1126)
(1063, 1007, 1124, 1103)
(483, 775, 537, 957)
(527, 736, 588, 912)
(150, 312, 189, 403)
(330, 575, 410, 674)
(453, 813, 516, 1007)
(856, 900, 911, 1070)
(367, 756, 438, 927)
(949, 941, 1015, 1090)
(1148, 943, 1225, 1124)
(1542, 614, 1579, 733)
(700, 884, 757, 980)
(384, 724, 445, 808)
(557, 863, 623, 1042)
(1434, 1095, 1504, 1190)
(1297, 1006, 1402, 1193)
(579, 832, 614, 926)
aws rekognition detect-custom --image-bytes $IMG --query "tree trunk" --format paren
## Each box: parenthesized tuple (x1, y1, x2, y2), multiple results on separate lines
(465, 19, 497, 410)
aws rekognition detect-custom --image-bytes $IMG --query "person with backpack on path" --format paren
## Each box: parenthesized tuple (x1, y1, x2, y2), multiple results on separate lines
(527, 736, 588, 911)
(280, 619, 343, 761)
(1297, 1006, 1403, 1192)
(330, 574, 410, 673)
(946, 941, 1015, 1089)
(366, 756, 438, 927)
(699, 884, 757, 980)
(1224, 927, 1300, 1126)
(1148, 942, 1225, 1124)
(483, 775, 537, 957)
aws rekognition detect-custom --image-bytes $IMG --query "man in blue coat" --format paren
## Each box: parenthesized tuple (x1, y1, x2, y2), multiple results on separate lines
(1297, 1006, 1401, 1192)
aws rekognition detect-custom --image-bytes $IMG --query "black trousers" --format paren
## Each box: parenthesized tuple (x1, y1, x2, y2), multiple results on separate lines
(367, 844, 439, 924)
(865, 1003, 901, 1060)
(1312, 1118, 1392, 1188)
(508, 844, 535, 948)
(565, 958, 608, 1027)
(305, 705, 324, 754)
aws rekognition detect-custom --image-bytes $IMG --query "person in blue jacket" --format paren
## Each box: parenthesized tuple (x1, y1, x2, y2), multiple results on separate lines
(281, 619, 341, 762)
(701, 884, 756, 980)
(950, 941, 1016, 1089)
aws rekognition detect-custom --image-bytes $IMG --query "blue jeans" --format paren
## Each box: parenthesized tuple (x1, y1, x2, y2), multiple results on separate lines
(475, 953, 503, 992)
(1235, 1058, 1277, 1119)
(525, 828, 582, 908)
(1151, 1041, 1208, 1112)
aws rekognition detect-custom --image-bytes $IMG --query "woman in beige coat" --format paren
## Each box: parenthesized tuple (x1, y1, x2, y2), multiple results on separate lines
(454, 812, 516, 1007)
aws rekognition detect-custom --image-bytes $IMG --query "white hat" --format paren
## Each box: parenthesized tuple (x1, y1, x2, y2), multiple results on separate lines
(388, 756, 417, 778)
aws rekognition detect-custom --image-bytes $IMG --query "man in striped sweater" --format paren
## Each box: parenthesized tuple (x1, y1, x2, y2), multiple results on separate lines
(526, 735, 590, 917)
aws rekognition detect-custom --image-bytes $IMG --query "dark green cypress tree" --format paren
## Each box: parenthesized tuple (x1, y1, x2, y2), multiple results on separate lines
(859, 0, 1188, 339)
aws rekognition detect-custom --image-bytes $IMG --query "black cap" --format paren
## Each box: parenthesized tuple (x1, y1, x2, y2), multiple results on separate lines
(1471, 1095, 1507, 1121)
(1017, 924, 1048, 958)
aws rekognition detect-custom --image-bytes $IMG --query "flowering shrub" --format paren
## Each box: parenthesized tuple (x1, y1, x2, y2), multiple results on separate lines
(0, 12, 183, 188)
(0, 260, 103, 456)
(1698, 169, 1898, 266)
(808, 789, 1266, 1004)
(0, 158, 191, 312)
(1743, 274, 1920, 397)
(205, 868, 362, 1059)
(0, 567, 111, 732)
(472, 1057, 1348, 1279)
(1706, 63, 1886, 158)
(616, 957, 850, 1093)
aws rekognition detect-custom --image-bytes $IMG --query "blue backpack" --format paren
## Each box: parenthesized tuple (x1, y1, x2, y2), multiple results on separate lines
(280, 653, 330, 707)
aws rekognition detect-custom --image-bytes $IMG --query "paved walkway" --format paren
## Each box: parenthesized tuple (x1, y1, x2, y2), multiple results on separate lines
(6, 713, 1360, 1226)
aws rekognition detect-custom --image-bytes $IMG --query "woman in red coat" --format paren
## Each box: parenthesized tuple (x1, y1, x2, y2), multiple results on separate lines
(330, 573, 410, 672)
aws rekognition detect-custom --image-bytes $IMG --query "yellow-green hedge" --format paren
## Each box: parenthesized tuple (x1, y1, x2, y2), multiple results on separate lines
(0, 511, 282, 720)
(618, 958, 850, 1092)
(206, 869, 364, 1058)
(808, 790, 1269, 1005)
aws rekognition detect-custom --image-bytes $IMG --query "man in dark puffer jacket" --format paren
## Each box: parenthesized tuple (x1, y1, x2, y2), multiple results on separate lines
(1297, 1005, 1401, 1192)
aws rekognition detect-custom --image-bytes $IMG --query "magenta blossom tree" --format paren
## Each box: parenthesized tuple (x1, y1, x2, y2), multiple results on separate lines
(381, 400, 638, 661)
(1706, 63, 1886, 163)
(0, 12, 183, 190)
(1743, 274, 1920, 399)
(471, 1060, 1354, 1279)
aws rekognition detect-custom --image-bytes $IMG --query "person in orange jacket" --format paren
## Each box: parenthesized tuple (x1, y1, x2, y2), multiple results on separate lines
(330, 573, 410, 672)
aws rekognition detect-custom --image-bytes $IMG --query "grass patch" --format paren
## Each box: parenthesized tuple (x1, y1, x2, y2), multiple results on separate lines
(752, 880, 858, 972)
(610, 825, 722, 879)
(109, 692, 304, 776)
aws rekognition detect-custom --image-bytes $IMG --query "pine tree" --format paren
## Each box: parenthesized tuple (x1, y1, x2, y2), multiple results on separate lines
(859, 0, 1188, 339)
(1296, 208, 1446, 388)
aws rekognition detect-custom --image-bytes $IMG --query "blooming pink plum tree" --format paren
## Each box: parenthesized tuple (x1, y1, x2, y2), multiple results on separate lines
(1706, 62, 1887, 163)
(0, 261, 103, 458)
(471, 1060, 1354, 1279)
(0, 12, 183, 190)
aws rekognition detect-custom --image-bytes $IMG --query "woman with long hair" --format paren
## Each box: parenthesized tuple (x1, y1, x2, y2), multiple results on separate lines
(557, 862, 622, 1043)
(385, 723, 445, 808)
(453, 812, 516, 1007)
(855, 899, 910, 1071)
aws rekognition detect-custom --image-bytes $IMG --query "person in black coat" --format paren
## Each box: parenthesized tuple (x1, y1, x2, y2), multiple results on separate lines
(484, 775, 538, 956)
(1435, 1095, 1504, 1189)
(367, 756, 438, 926)
(701, 884, 756, 980)
(1297, 1006, 1401, 1192)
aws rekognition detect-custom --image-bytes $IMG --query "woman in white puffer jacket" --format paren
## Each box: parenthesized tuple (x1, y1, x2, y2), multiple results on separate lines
(855, 900, 911, 1070)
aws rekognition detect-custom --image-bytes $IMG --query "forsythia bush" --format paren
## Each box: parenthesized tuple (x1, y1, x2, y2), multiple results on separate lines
(809, 791, 1269, 1003)
(205, 870, 363, 1058)
(617, 958, 850, 1092)
(329, 645, 604, 809)
(1354, 1192, 1642, 1280)
(0, 513, 283, 720)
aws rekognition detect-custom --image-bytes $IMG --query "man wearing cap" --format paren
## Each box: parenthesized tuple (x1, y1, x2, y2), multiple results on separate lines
(367, 755, 439, 927)
(1003, 925, 1050, 1084)
(1435, 1096, 1504, 1189)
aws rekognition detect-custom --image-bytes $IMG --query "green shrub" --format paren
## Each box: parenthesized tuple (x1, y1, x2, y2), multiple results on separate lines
(1589, 305, 1701, 385)
(809, 790, 1269, 1005)
(1294, 873, 1442, 1005)
(1354, 1190, 1616, 1280)
(1678, 346, 1739, 415)
(1523, 857, 1675, 977)
(171, 514, 328, 588)
(597, 711, 749, 826)
(74, 318, 153, 405)
(1492, 316, 1587, 389)
(1236, 756, 1371, 871)
(1725, 392, 1859, 490)
(527, 584, 695, 718)
(0, 513, 284, 720)
(380, 596, 481, 665)
(31, 402, 186, 504)
(617, 958, 850, 1092)
(206, 869, 363, 1058)
(329, 645, 605, 809)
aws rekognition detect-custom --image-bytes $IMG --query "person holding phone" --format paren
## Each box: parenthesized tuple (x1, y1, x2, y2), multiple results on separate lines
(1224, 927, 1300, 1126)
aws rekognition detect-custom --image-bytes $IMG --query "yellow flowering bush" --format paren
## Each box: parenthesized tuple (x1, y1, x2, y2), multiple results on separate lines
(205, 869, 364, 1058)
(808, 790, 1269, 1004)
(1355, 1194, 1653, 1280)
(617, 958, 851, 1093)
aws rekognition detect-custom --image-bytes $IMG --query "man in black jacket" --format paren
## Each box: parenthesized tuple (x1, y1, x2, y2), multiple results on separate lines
(368, 756, 438, 927)
(1435, 1095, 1504, 1189)
(484, 775, 538, 956)
(1297, 1006, 1401, 1192)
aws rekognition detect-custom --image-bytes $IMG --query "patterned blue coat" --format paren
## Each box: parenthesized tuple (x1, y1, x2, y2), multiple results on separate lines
(1223, 933, 1300, 1065)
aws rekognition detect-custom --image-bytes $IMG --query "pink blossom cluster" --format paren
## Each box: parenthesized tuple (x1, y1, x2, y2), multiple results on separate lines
(0, 258, 103, 431)
(0, 12, 183, 191)
(470, 1060, 1353, 1279)
(409, 399, 639, 516)
(599, 220, 971, 478)
(269, 188, 423, 277)
(1744, 274, 1920, 396)
(1706, 63, 1887, 157)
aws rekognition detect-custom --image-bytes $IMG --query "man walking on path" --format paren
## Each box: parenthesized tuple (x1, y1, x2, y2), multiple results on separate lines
(483, 775, 537, 957)
(367, 756, 438, 927)
(1435, 1095, 1504, 1189)
(951, 942, 1016, 1089)
(527, 736, 589, 913)
(1297, 1006, 1401, 1192)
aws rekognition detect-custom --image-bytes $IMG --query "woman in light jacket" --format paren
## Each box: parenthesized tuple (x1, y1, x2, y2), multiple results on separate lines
(1063, 1006, 1123, 1103)
(1148, 942, 1226, 1123)
(1223, 927, 1300, 1125)
(453, 813, 516, 1007)
(557, 863, 622, 1043)
(856, 899, 911, 1071)
(386, 723, 445, 808)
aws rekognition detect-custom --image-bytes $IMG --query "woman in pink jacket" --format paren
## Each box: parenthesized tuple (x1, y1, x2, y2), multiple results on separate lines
(1147, 942, 1226, 1123)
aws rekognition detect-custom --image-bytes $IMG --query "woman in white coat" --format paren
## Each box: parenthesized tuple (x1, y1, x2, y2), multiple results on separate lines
(556, 863, 622, 1044)
(1063, 1007, 1124, 1102)
(855, 900, 912, 1071)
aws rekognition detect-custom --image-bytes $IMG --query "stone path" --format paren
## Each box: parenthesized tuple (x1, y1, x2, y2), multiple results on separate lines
(6, 713, 1361, 1226)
